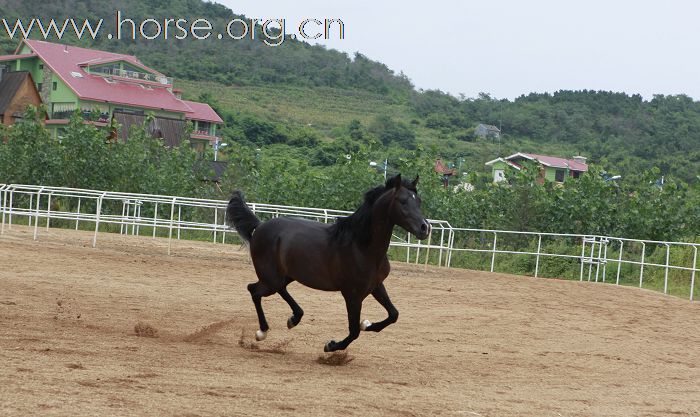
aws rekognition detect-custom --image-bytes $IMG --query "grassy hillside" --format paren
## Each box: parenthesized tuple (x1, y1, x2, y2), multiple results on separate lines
(176, 80, 600, 174)
(177, 81, 413, 136)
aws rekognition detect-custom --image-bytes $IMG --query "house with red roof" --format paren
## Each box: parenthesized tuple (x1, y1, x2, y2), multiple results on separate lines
(434, 158, 457, 187)
(0, 39, 222, 150)
(485, 152, 588, 184)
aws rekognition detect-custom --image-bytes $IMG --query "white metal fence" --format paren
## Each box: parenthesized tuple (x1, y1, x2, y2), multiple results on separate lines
(1, 183, 697, 301)
(0, 183, 452, 264)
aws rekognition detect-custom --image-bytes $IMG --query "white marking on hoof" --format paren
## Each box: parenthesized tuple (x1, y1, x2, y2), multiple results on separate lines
(287, 317, 295, 329)
(255, 330, 268, 341)
(360, 319, 372, 331)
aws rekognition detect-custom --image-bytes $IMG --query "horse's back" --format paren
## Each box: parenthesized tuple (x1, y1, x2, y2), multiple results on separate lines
(254, 217, 329, 239)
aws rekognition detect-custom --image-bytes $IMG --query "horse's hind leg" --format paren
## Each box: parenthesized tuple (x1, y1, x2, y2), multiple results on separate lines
(361, 283, 398, 333)
(278, 284, 304, 329)
(248, 281, 276, 341)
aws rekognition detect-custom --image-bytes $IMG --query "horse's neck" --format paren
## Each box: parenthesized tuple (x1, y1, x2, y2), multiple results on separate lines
(366, 196, 394, 257)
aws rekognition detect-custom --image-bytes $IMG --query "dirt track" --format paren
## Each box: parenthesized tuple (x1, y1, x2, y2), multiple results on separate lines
(1, 225, 699, 416)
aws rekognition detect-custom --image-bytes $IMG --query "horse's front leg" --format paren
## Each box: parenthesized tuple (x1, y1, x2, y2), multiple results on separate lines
(360, 283, 398, 333)
(324, 293, 362, 352)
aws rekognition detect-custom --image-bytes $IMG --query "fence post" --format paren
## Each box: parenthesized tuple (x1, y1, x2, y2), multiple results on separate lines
(75, 198, 81, 230)
(411, 231, 420, 265)
(447, 228, 455, 268)
(639, 242, 646, 288)
(33, 188, 43, 240)
(595, 237, 604, 282)
(177, 205, 182, 240)
(46, 193, 52, 230)
(7, 190, 14, 230)
(0, 186, 7, 235)
(136, 202, 141, 235)
(28, 193, 33, 227)
(131, 202, 137, 235)
(153, 202, 159, 238)
(601, 238, 608, 282)
(616, 240, 624, 285)
(168, 198, 177, 256)
(406, 232, 411, 263)
(534, 234, 542, 277)
(588, 239, 596, 282)
(120, 200, 127, 234)
(423, 229, 433, 270)
(664, 243, 671, 294)
(691, 246, 697, 302)
(135, 202, 141, 235)
(213, 206, 218, 243)
(438, 225, 445, 267)
(424, 225, 432, 269)
(222, 204, 227, 244)
(93, 193, 105, 248)
(490, 232, 497, 273)
(579, 237, 586, 281)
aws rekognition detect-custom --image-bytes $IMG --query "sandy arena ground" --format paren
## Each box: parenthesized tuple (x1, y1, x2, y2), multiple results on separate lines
(0, 225, 699, 416)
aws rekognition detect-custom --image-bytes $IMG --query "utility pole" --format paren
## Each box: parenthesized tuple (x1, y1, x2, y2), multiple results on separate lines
(213, 140, 227, 161)
(499, 100, 503, 155)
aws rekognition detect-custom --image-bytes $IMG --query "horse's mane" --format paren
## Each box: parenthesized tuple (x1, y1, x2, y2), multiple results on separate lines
(330, 178, 416, 246)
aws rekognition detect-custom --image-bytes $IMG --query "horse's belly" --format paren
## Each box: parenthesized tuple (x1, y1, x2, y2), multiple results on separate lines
(284, 254, 339, 291)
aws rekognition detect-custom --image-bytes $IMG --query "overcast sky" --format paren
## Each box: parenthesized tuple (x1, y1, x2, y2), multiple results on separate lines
(215, 0, 700, 100)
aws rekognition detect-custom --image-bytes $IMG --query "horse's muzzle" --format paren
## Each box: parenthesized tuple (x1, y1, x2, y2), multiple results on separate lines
(415, 221, 431, 240)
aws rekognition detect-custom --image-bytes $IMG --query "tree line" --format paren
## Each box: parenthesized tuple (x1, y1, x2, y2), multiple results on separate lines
(2, 109, 698, 245)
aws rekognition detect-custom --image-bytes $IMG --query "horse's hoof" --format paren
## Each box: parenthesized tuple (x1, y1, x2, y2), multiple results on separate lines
(255, 330, 268, 341)
(287, 316, 296, 329)
(324, 341, 336, 352)
(360, 319, 372, 331)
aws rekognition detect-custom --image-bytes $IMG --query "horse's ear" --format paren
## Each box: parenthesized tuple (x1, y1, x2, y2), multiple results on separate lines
(412, 175, 419, 187)
(386, 173, 402, 190)
(385, 174, 401, 190)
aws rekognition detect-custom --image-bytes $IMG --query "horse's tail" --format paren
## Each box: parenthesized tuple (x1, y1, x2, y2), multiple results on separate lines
(226, 190, 261, 244)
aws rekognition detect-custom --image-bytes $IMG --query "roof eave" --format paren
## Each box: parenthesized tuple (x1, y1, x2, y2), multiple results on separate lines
(187, 117, 223, 124)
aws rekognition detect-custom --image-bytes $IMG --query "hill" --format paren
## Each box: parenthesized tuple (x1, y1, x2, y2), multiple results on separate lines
(2, 0, 700, 183)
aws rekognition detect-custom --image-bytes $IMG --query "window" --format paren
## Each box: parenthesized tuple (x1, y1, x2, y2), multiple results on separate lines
(39, 64, 44, 69)
(52, 81, 58, 91)
(555, 169, 565, 182)
(37, 83, 42, 92)
(198, 121, 211, 134)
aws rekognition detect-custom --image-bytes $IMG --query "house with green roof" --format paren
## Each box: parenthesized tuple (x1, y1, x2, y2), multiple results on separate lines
(486, 152, 589, 184)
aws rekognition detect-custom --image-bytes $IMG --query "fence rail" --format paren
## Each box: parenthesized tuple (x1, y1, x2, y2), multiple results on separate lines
(1, 183, 697, 301)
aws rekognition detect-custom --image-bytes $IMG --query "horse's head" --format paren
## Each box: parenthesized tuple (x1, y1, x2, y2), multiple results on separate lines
(386, 174, 431, 240)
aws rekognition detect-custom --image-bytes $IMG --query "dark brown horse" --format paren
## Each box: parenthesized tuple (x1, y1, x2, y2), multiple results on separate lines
(226, 174, 430, 352)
